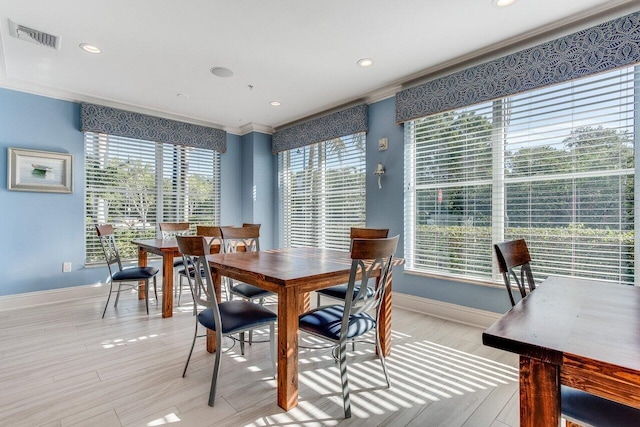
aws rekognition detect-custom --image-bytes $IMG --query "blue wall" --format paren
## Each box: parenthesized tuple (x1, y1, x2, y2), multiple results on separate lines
(0, 89, 101, 294)
(0, 87, 510, 312)
(0, 88, 244, 296)
(221, 133, 243, 226)
(239, 131, 275, 249)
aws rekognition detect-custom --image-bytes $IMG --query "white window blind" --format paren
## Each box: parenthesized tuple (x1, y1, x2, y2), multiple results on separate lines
(405, 66, 637, 285)
(85, 132, 220, 263)
(279, 132, 366, 250)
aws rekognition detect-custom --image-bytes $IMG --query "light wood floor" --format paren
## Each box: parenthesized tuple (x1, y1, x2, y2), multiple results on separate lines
(0, 287, 521, 427)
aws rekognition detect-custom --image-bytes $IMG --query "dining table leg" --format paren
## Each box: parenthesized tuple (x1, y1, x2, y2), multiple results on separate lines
(137, 246, 148, 300)
(161, 253, 174, 318)
(277, 285, 299, 410)
(519, 356, 561, 426)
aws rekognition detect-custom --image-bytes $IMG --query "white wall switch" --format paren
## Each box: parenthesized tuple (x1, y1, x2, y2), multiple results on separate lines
(63, 262, 72, 272)
(378, 137, 388, 151)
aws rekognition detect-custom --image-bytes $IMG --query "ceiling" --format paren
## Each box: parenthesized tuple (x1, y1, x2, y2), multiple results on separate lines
(0, 0, 637, 135)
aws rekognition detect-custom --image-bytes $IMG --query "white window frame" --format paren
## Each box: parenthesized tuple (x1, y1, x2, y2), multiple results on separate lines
(85, 132, 221, 263)
(404, 66, 638, 286)
(278, 133, 366, 250)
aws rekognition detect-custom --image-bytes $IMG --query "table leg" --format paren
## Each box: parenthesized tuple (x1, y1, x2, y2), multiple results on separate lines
(206, 271, 223, 353)
(161, 254, 174, 318)
(137, 246, 148, 300)
(277, 286, 299, 410)
(298, 292, 310, 314)
(519, 356, 561, 426)
(378, 272, 393, 356)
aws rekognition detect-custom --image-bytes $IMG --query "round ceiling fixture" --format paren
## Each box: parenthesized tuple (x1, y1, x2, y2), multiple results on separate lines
(210, 67, 234, 78)
(270, 101, 281, 106)
(79, 43, 101, 54)
(357, 58, 374, 68)
(492, 0, 516, 7)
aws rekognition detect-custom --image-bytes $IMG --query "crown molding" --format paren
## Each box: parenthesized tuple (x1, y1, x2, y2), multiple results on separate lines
(237, 122, 274, 136)
(0, 78, 226, 130)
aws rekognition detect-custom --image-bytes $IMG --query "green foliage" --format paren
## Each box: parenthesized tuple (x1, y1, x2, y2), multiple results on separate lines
(415, 224, 634, 283)
(85, 146, 218, 263)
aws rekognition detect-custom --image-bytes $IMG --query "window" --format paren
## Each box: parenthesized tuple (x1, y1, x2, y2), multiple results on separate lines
(85, 132, 221, 263)
(405, 66, 637, 285)
(279, 132, 366, 250)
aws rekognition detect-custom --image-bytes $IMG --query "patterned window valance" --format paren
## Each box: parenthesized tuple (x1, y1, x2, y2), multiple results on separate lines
(272, 104, 368, 153)
(80, 103, 227, 153)
(396, 11, 640, 123)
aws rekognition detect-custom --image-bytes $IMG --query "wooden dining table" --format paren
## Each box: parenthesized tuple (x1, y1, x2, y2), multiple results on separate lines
(482, 276, 640, 426)
(132, 238, 181, 318)
(206, 247, 402, 411)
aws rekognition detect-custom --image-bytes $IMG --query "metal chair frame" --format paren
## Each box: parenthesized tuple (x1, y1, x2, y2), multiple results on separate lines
(220, 225, 272, 303)
(96, 224, 158, 318)
(316, 227, 389, 307)
(299, 235, 399, 418)
(493, 238, 536, 307)
(176, 235, 276, 407)
(220, 225, 273, 345)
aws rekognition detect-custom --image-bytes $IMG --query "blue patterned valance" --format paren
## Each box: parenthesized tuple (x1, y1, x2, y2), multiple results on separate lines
(272, 104, 368, 153)
(396, 11, 640, 123)
(80, 103, 226, 153)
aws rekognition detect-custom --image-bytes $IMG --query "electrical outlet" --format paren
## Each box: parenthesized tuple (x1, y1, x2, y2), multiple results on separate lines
(62, 262, 72, 273)
(378, 137, 388, 151)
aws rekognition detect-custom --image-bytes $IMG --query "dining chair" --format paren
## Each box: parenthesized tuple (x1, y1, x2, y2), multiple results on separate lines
(299, 235, 399, 418)
(493, 238, 535, 307)
(159, 222, 191, 304)
(174, 225, 227, 313)
(175, 235, 276, 407)
(220, 225, 273, 304)
(195, 225, 224, 254)
(316, 227, 389, 307)
(494, 238, 640, 427)
(220, 225, 273, 345)
(95, 224, 159, 318)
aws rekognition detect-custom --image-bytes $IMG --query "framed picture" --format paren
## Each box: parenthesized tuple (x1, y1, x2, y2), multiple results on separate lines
(7, 147, 73, 193)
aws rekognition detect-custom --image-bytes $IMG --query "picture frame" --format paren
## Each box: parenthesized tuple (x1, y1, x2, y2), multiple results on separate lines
(7, 147, 73, 193)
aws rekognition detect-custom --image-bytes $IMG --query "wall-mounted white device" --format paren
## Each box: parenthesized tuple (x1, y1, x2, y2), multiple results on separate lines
(374, 162, 385, 189)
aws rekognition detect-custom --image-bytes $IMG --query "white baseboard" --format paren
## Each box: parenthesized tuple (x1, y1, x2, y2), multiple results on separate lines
(0, 284, 501, 329)
(392, 292, 501, 328)
(0, 283, 107, 312)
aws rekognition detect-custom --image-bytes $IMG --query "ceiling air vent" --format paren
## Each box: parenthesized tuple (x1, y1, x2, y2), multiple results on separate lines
(9, 20, 60, 50)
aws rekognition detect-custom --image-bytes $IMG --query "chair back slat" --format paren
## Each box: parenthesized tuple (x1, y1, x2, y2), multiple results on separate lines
(176, 236, 220, 313)
(95, 224, 123, 274)
(494, 239, 536, 307)
(220, 226, 260, 253)
(343, 236, 399, 320)
(196, 225, 224, 254)
(159, 222, 191, 238)
(350, 227, 389, 240)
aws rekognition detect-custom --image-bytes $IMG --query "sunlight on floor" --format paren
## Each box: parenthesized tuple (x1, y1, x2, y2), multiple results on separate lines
(147, 412, 181, 426)
(239, 335, 519, 425)
(100, 333, 161, 349)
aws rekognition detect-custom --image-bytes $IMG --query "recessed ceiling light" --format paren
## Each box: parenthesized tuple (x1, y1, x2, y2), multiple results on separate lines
(210, 67, 234, 78)
(270, 101, 281, 107)
(492, 0, 516, 7)
(79, 43, 101, 54)
(357, 58, 374, 68)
